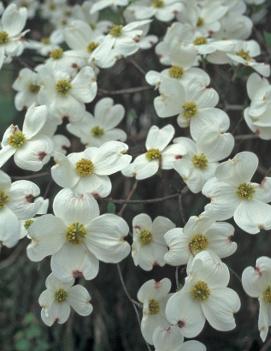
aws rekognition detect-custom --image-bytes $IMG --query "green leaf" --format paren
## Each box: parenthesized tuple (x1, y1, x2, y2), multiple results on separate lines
(107, 202, 116, 214)
(264, 31, 271, 47)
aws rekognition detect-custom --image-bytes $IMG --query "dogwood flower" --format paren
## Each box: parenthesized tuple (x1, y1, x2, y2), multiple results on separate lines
(153, 326, 206, 351)
(67, 97, 127, 147)
(166, 251, 241, 338)
(51, 141, 131, 197)
(132, 213, 175, 271)
(39, 273, 92, 326)
(0, 170, 44, 247)
(0, 4, 28, 69)
(129, 0, 182, 22)
(164, 214, 237, 268)
(203, 151, 271, 234)
(137, 278, 172, 344)
(242, 256, 271, 341)
(90, 0, 128, 14)
(0, 105, 53, 171)
(122, 124, 185, 180)
(27, 188, 130, 281)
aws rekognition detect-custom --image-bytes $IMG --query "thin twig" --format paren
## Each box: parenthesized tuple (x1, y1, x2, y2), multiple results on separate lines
(12, 171, 50, 180)
(108, 192, 181, 205)
(98, 86, 152, 96)
(0, 242, 25, 270)
(235, 134, 259, 141)
(229, 266, 241, 283)
(225, 104, 244, 111)
(118, 181, 138, 216)
(178, 186, 188, 224)
(116, 264, 141, 307)
(128, 58, 146, 76)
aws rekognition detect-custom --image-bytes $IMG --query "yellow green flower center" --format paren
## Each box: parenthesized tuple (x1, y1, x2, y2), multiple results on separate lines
(182, 101, 198, 119)
(169, 65, 184, 79)
(148, 299, 160, 314)
(75, 158, 95, 177)
(24, 219, 34, 230)
(139, 229, 153, 246)
(188, 234, 208, 255)
(145, 148, 161, 161)
(54, 288, 68, 303)
(236, 50, 251, 61)
(0, 191, 9, 208)
(236, 183, 255, 200)
(91, 126, 104, 138)
(152, 0, 164, 8)
(55, 79, 72, 95)
(87, 41, 99, 53)
(191, 281, 210, 301)
(196, 17, 204, 27)
(109, 25, 123, 37)
(66, 222, 87, 244)
(263, 286, 271, 304)
(0, 31, 9, 45)
(193, 36, 207, 45)
(192, 153, 208, 170)
(41, 37, 50, 44)
(8, 130, 26, 149)
(50, 48, 64, 60)
(28, 83, 40, 94)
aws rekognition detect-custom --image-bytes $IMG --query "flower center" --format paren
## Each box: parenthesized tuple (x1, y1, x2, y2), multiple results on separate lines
(24, 219, 33, 230)
(169, 65, 184, 79)
(50, 48, 64, 60)
(0, 31, 9, 45)
(236, 50, 251, 61)
(191, 281, 210, 301)
(188, 234, 208, 255)
(145, 148, 161, 161)
(91, 126, 104, 138)
(182, 101, 198, 119)
(66, 222, 87, 244)
(148, 299, 160, 314)
(41, 37, 50, 44)
(193, 36, 207, 45)
(192, 153, 208, 170)
(236, 183, 255, 200)
(109, 25, 123, 37)
(152, 0, 164, 8)
(139, 229, 153, 246)
(196, 17, 204, 27)
(54, 288, 68, 303)
(263, 286, 271, 304)
(28, 83, 40, 94)
(55, 79, 72, 96)
(87, 41, 99, 53)
(75, 158, 95, 177)
(0, 191, 9, 208)
(8, 130, 26, 149)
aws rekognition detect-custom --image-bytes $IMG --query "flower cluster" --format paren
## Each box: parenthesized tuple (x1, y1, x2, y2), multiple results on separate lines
(0, 0, 270, 349)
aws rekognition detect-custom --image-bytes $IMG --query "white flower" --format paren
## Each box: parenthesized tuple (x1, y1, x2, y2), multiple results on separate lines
(242, 256, 271, 341)
(52, 134, 71, 155)
(153, 325, 206, 351)
(137, 278, 172, 344)
(37, 65, 97, 123)
(90, 0, 128, 14)
(13, 68, 40, 111)
(67, 97, 127, 147)
(39, 273, 92, 326)
(173, 132, 234, 193)
(164, 214, 237, 268)
(26, 33, 62, 56)
(51, 141, 131, 197)
(122, 124, 185, 180)
(0, 170, 43, 247)
(0, 4, 28, 69)
(129, 0, 182, 22)
(166, 251, 241, 338)
(13, 0, 38, 19)
(203, 151, 271, 234)
(0, 105, 53, 171)
(132, 213, 175, 271)
(27, 188, 130, 281)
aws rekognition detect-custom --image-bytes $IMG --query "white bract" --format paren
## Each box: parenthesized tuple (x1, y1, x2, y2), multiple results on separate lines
(51, 141, 131, 197)
(166, 251, 241, 338)
(0, 105, 53, 171)
(242, 256, 271, 341)
(90, 0, 128, 14)
(164, 214, 237, 268)
(39, 273, 92, 326)
(203, 151, 271, 234)
(27, 188, 130, 281)
(132, 213, 175, 271)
